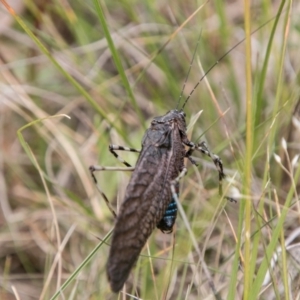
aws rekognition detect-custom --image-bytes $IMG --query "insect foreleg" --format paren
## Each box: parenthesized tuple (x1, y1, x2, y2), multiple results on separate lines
(185, 141, 225, 196)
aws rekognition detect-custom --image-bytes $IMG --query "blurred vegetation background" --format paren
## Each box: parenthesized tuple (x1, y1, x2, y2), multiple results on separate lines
(1, 0, 300, 299)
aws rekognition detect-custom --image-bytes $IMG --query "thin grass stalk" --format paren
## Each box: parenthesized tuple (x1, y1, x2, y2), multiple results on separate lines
(266, 0, 289, 154)
(274, 189, 290, 300)
(243, 0, 253, 298)
(254, 0, 287, 132)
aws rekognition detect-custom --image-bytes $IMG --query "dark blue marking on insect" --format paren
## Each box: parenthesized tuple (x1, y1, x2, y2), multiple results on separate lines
(157, 181, 180, 234)
(157, 198, 178, 233)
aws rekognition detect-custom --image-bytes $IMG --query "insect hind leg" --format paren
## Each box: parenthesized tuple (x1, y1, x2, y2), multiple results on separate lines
(89, 145, 139, 218)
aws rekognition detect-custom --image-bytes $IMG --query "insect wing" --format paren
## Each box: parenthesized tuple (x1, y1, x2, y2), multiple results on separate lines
(107, 130, 176, 291)
(107, 111, 186, 292)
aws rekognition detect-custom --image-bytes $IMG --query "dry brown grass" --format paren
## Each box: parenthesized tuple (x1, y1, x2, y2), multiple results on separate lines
(1, 0, 300, 299)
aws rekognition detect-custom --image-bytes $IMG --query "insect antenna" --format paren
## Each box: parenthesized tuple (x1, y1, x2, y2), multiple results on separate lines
(180, 16, 277, 110)
(176, 30, 202, 109)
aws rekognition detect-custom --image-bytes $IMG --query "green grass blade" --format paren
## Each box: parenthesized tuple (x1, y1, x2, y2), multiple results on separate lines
(49, 229, 113, 300)
(93, 0, 145, 129)
(254, 0, 286, 132)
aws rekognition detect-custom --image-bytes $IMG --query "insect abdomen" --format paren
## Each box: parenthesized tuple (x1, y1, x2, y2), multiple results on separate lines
(156, 199, 178, 233)
(157, 182, 179, 233)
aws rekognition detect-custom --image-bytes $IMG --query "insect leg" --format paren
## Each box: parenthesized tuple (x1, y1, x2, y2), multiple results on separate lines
(185, 141, 225, 196)
(89, 166, 134, 218)
(90, 145, 140, 184)
(109, 144, 140, 167)
(89, 145, 139, 218)
(90, 144, 139, 179)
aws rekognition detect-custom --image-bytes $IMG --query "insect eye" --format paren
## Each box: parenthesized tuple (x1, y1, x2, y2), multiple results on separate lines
(180, 111, 186, 118)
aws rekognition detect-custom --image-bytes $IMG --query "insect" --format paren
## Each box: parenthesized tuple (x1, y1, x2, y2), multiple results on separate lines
(90, 85, 226, 292)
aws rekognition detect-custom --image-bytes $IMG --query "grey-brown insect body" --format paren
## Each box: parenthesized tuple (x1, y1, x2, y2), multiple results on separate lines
(107, 109, 187, 292)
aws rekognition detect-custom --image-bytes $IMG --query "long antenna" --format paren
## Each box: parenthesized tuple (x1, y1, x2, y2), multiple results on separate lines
(176, 30, 202, 109)
(180, 17, 276, 110)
